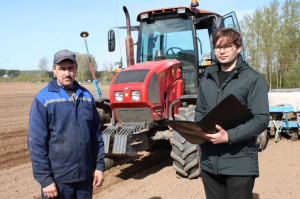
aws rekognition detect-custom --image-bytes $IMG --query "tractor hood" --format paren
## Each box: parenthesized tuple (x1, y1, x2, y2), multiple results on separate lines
(110, 59, 184, 122)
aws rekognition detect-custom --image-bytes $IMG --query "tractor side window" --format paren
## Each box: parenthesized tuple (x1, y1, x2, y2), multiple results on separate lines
(223, 12, 245, 59)
(196, 28, 212, 77)
(196, 29, 211, 58)
(138, 26, 163, 62)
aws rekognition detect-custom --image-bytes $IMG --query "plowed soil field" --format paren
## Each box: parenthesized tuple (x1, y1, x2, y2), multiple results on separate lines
(0, 82, 299, 199)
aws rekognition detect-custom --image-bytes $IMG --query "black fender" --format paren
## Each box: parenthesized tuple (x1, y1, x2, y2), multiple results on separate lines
(95, 98, 112, 116)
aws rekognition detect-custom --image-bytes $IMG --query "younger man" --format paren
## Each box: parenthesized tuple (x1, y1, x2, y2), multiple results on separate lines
(195, 28, 269, 199)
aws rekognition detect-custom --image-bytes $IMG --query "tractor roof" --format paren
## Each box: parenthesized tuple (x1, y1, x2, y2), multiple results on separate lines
(137, 6, 221, 21)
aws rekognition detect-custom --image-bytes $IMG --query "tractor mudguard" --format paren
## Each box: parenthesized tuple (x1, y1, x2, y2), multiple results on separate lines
(95, 98, 113, 129)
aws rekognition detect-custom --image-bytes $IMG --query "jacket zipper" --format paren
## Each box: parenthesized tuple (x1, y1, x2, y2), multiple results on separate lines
(216, 88, 220, 105)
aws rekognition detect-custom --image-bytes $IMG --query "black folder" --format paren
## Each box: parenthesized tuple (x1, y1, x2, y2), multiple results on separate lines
(165, 94, 253, 144)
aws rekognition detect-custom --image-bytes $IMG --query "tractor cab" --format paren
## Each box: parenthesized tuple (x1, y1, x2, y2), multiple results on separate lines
(109, 5, 242, 94)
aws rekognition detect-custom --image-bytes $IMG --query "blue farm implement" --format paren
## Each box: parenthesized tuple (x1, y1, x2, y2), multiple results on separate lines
(268, 89, 300, 142)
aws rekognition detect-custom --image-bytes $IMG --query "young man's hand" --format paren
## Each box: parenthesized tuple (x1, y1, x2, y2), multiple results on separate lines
(93, 170, 105, 187)
(42, 182, 58, 198)
(199, 125, 229, 144)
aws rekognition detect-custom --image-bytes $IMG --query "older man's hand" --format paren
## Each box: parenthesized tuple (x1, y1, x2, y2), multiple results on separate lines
(42, 182, 58, 198)
(93, 170, 105, 187)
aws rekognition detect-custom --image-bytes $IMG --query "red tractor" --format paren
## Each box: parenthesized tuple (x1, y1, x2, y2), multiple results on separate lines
(97, 0, 244, 178)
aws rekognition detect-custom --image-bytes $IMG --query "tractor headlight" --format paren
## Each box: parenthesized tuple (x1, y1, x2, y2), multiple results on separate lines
(114, 91, 123, 102)
(131, 90, 140, 101)
(177, 8, 186, 14)
(140, 13, 149, 20)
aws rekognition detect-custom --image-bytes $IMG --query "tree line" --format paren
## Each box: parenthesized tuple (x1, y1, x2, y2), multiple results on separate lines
(240, 0, 300, 89)
(0, 52, 114, 83)
(38, 52, 114, 83)
(0, 69, 20, 77)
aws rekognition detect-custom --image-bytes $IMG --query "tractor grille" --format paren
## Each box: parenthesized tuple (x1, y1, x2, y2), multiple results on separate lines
(114, 108, 153, 122)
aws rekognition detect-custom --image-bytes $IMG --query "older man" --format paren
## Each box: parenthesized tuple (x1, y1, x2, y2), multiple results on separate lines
(28, 49, 105, 198)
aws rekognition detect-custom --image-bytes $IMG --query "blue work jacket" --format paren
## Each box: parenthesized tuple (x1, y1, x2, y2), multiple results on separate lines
(27, 78, 105, 188)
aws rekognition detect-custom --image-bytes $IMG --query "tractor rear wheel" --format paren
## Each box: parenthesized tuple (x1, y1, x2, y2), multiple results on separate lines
(291, 131, 298, 141)
(170, 105, 201, 179)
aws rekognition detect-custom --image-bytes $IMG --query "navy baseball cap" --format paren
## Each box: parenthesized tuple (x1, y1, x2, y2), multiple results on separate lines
(53, 49, 77, 64)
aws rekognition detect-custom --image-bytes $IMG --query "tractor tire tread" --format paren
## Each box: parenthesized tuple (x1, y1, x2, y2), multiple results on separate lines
(170, 105, 201, 179)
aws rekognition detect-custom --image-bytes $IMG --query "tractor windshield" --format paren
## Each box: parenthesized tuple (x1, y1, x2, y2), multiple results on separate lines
(138, 18, 194, 64)
(138, 18, 196, 93)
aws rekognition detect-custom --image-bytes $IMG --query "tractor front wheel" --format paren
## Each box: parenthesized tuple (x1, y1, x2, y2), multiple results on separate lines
(170, 105, 201, 179)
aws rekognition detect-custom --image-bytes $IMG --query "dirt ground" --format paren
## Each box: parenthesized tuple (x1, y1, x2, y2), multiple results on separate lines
(0, 82, 299, 199)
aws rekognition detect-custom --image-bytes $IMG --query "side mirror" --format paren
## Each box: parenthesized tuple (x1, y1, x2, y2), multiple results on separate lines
(108, 30, 115, 52)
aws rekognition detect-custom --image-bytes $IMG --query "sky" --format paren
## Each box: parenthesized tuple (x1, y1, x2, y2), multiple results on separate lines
(0, 0, 284, 71)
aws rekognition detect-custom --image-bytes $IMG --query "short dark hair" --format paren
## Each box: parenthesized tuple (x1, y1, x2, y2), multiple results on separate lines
(213, 28, 243, 48)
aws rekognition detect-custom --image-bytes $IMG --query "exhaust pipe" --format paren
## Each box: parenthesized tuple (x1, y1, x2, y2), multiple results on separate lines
(123, 6, 135, 67)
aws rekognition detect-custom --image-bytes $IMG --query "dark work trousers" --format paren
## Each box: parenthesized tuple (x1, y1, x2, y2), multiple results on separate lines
(41, 178, 93, 199)
(201, 170, 255, 199)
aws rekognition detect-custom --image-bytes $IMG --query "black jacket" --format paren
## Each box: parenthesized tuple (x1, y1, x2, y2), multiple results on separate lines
(195, 56, 269, 176)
